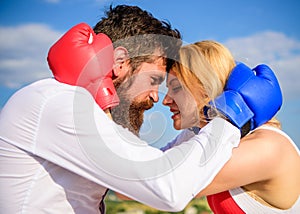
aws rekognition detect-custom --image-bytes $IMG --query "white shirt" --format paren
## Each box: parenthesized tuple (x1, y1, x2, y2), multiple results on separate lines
(0, 78, 240, 213)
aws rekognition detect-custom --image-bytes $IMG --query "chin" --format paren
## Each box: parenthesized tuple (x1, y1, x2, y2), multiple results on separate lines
(173, 122, 182, 130)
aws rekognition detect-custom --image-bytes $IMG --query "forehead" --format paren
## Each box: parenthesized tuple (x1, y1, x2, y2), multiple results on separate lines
(138, 57, 166, 77)
(166, 69, 179, 85)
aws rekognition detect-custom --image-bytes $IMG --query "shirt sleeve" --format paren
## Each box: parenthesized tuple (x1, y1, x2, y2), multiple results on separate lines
(1, 84, 241, 211)
(160, 129, 196, 151)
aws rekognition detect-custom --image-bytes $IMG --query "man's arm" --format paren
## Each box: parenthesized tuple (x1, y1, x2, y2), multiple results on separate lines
(32, 88, 240, 211)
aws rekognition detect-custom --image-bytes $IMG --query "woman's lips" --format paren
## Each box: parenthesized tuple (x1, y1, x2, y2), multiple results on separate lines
(171, 110, 180, 120)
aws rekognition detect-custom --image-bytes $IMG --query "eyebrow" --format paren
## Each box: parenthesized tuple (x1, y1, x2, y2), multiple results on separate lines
(166, 78, 179, 87)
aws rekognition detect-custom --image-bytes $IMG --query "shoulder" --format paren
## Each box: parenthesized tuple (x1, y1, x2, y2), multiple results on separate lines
(248, 126, 299, 155)
(241, 126, 300, 209)
(241, 126, 299, 176)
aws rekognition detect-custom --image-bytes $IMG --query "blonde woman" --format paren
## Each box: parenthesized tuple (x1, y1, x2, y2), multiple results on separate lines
(162, 40, 300, 213)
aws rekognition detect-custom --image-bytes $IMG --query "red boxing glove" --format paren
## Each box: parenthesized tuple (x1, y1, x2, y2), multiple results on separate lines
(47, 23, 119, 110)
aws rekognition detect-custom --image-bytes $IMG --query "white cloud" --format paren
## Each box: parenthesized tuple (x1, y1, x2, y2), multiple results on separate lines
(1, 25, 299, 101)
(0, 24, 62, 88)
(224, 31, 300, 100)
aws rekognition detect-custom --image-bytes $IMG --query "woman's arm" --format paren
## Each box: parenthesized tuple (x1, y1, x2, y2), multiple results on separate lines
(196, 128, 289, 197)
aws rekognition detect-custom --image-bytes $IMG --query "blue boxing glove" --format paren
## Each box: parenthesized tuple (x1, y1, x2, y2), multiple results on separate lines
(205, 63, 282, 137)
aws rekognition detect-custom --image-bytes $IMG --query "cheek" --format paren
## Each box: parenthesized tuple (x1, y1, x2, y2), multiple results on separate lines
(173, 92, 187, 108)
(179, 95, 199, 128)
(178, 92, 197, 114)
(127, 79, 151, 100)
(182, 105, 198, 122)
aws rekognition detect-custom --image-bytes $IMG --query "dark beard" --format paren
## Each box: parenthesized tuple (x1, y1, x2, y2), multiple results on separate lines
(111, 78, 154, 136)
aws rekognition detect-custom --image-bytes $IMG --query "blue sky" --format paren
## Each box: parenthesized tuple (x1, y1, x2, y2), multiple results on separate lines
(0, 0, 299, 149)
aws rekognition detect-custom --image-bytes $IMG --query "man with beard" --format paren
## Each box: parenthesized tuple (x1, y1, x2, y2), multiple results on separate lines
(111, 58, 165, 136)
(0, 5, 282, 214)
(93, 5, 181, 136)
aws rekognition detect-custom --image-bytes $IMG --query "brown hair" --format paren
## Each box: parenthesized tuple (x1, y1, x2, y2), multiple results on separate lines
(94, 5, 182, 74)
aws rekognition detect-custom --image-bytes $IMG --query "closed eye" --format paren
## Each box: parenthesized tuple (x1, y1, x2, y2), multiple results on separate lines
(151, 76, 164, 85)
(172, 85, 182, 93)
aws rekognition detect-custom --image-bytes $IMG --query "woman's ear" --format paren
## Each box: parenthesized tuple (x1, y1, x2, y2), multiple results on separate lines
(113, 46, 129, 77)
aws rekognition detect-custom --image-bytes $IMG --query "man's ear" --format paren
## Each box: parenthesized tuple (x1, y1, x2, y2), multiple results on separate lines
(113, 46, 129, 77)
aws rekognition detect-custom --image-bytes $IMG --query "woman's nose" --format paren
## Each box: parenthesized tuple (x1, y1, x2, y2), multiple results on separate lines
(162, 93, 172, 106)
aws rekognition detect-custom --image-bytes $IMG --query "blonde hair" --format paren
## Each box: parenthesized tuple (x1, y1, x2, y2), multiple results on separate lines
(173, 40, 281, 128)
(173, 40, 235, 121)
(265, 117, 281, 129)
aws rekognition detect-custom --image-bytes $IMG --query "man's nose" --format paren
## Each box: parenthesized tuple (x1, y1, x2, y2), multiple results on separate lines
(149, 90, 159, 103)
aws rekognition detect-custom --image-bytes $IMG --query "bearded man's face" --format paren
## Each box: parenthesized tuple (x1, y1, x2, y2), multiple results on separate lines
(111, 58, 166, 136)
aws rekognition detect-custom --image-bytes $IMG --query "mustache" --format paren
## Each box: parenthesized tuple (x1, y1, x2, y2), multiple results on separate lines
(132, 98, 154, 111)
(110, 96, 154, 137)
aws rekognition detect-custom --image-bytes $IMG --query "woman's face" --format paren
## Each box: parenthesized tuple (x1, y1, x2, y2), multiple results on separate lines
(163, 69, 200, 130)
